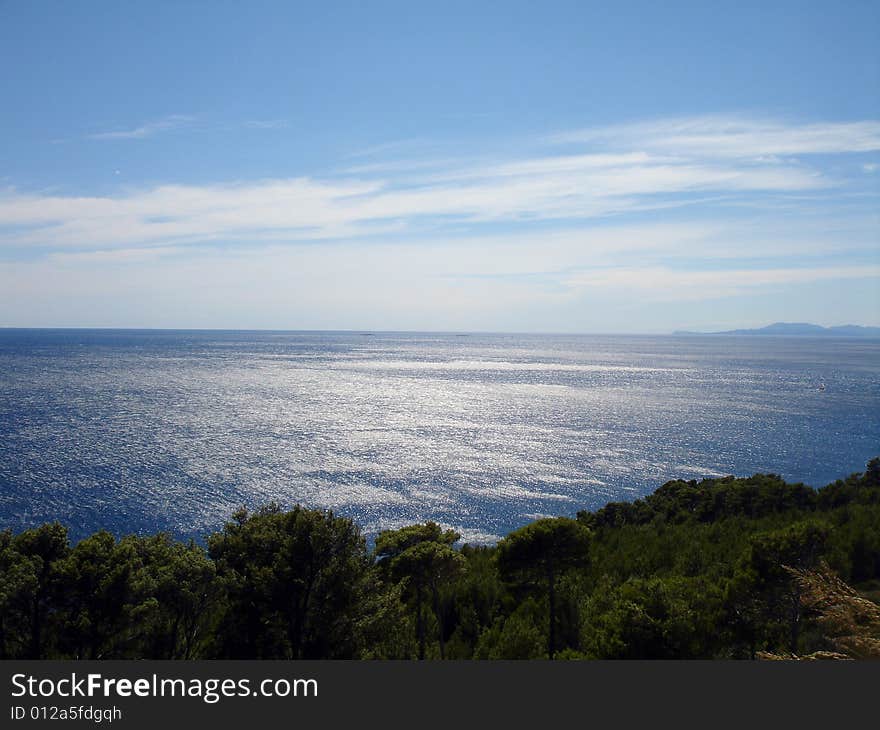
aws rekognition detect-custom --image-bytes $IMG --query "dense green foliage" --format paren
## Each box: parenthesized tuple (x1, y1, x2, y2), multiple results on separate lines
(1, 459, 878, 659)
(375, 522, 463, 659)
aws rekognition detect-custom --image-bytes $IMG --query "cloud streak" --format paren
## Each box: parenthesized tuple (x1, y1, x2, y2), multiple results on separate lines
(243, 119, 288, 130)
(3, 237, 877, 330)
(0, 159, 824, 249)
(88, 114, 195, 140)
(5, 114, 874, 252)
(562, 265, 880, 302)
(1, 113, 878, 328)
(549, 116, 880, 158)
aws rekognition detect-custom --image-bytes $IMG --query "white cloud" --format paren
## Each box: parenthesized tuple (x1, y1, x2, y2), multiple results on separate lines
(3, 238, 877, 329)
(1, 113, 878, 328)
(4, 114, 874, 255)
(562, 265, 880, 301)
(549, 116, 880, 158)
(28, 219, 872, 277)
(243, 119, 288, 129)
(0, 114, 857, 255)
(47, 246, 190, 265)
(0, 141, 836, 251)
(87, 114, 194, 140)
(346, 138, 437, 159)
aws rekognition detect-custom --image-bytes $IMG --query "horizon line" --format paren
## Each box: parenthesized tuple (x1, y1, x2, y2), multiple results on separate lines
(1, 322, 879, 337)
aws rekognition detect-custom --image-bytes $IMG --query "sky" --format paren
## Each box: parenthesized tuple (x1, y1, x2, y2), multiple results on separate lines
(1, 0, 878, 332)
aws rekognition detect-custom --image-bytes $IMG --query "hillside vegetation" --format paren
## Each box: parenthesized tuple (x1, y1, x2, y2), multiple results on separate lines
(1, 459, 878, 659)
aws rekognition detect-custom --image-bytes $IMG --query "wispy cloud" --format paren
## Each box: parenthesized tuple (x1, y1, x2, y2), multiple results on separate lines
(561, 265, 880, 302)
(1, 113, 878, 326)
(88, 114, 195, 140)
(549, 116, 880, 158)
(338, 157, 464, 176)
(47, 246, 189, 265)
(4, 235, 877, 330)
(243, 119, 288, 130)
(345, 138, 438, 159)
(0, 157, 826, 250)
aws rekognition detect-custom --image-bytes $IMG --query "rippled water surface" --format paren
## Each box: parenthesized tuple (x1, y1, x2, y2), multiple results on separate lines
(0, 329, 877, 542)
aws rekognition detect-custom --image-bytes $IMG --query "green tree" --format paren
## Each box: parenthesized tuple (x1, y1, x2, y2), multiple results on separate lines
(496, 518, 590, 658)
(581, 576, 721, 659)
(374, 522, 463, 659)
(866, 457, 880, 487)
(55, 531, 143, 658)
(445, 545, 505, 658)
(11, 523, 69, 658)
(128, 534, 220, 659)
(732, 521, 829, 655)
(208, 504, 371, 659)
(352, 574, 416, 659)
(0, 530, 38, 658)
(474, 598, 545, 659)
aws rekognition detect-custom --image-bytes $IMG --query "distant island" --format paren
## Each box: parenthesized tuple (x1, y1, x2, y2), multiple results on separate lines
(674, 322, 880, 338)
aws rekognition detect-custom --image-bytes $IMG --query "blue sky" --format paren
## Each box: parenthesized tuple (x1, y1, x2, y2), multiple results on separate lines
(1, 0, 878, 331)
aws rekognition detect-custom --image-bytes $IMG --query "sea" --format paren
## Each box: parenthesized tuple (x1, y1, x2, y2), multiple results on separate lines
(0, 329, 877, 544)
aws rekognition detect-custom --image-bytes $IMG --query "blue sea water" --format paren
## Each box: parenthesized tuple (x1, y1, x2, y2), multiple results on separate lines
(0, 329, 877, 543)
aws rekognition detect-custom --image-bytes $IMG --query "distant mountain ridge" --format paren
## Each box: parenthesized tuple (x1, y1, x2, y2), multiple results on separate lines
(674, 322, 880, 337)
